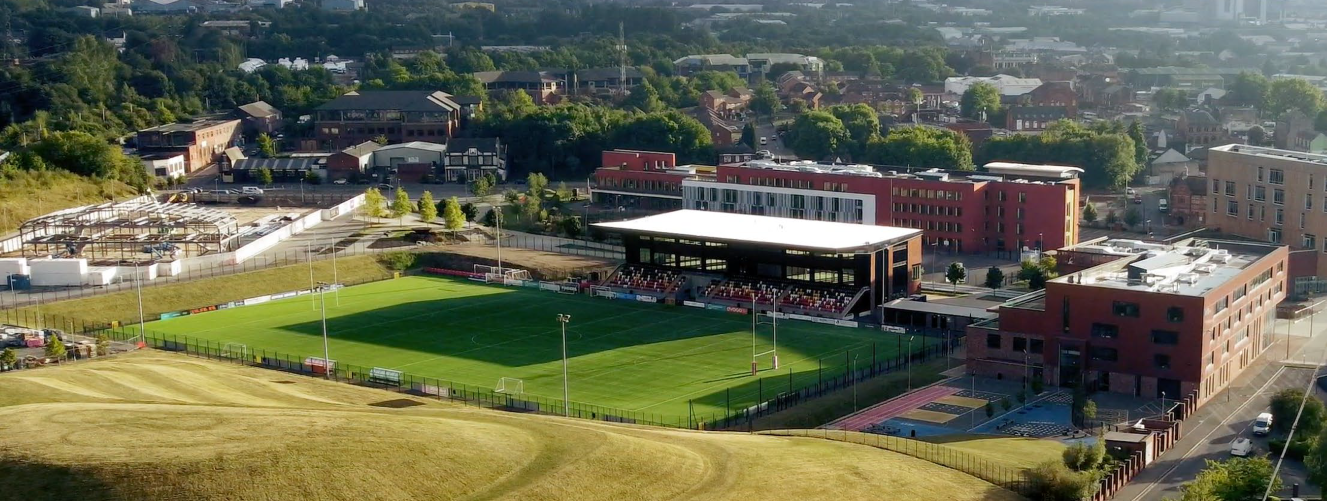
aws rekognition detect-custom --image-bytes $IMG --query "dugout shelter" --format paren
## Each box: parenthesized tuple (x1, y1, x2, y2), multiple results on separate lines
(593, 210, 922, 320)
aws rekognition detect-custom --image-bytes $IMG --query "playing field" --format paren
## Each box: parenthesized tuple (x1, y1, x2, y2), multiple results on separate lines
(144, 275, 922, 420)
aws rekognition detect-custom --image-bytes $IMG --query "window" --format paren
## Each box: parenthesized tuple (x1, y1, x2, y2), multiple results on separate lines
(1228, 200, 1238, 216)
(1029, 339, 1044, 354)
(1090, 346, 1119, 362)
(1154, 354, 1172, 370)
(1167, 307, 1184, 322)
(1213, 178, 1221, 192)
(1018, 192, 1027, 203)
(1306, 234, 1318, 251)
(1274, 188, 1285, 205)
(1271, 169, 1285, 185)
(1225, 181, 1236, 196)
(1309, 194, 1316, 211)
(1255, 186, 1266, 201)
(1151, 330, 1180, 345)
(1258, 166, 1264, 182)
(1276, 208, 1284, 226)
(1205, 352, 1214, 366)
(1112, 301, 1140, 317)
(1013, 337, 1027, 351)
(1091, 323, 1120, 338)
(986, 333, 1001, 349)
(1215, 296, 1229, 313)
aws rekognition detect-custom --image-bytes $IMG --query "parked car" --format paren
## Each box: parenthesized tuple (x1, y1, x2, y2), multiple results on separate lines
(1125, 187, 1137, 196)
(1230, 437, 1253, 457)
(332, 178, 348, 185)
(1132, 194, 1143, 204)
(241, 186, 264, 195)
(377, 183, 394, 191)
(1253, 412, 1273, 436)
(1158, 198, 1169, 212)
(760, 136, 768, 146)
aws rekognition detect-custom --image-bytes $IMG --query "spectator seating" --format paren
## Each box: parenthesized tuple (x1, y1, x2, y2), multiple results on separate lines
(605, 265, 683, 293)
(704, 278, 779, 304)
(784, 285, 855, 314)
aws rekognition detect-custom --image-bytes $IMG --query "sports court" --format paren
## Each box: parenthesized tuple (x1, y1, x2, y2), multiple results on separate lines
(144, 274, 920, 420)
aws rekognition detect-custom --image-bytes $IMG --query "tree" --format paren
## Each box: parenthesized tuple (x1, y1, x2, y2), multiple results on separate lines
(95, 333, 110, 356)
(482, 206, 503, 227)
(624, 79, 665, 113)
(788, 111, 850, 160)
(751, 82, 780, 116)
(1306, 427, 1327, 487)
(1317, 111, 1327, 132)
(304, 171, 320, 185)
(390, 188, 412, 226)
(828, 104, 882, 156)
(1127, 121, 1148, 168)
(787, 98, 808, 114)
(1019, 255, 1059, 291)
(521, 196, 542, 221)
(373, 135, 389, 145)
(555, 182, 572, 202)
(1083, 400, 1097, 422)
(1027, 461, 1097, 501)
(905, 87, 924, 113)
(1176, 457, 1282, 501)
(1271, 388, 1327, 436)
(1105, 209, 1119, 226)
(460, 202, 478, 222)
(960, 82, 1001, 120)
(1267, 78, 1325, 117)
(256, 167, 273, 187)
(562, 215, 583, 238)
(1062, 439, 1106, 472)
(361, 187, 386, 223)
(740, 122, 756, 149)
(1083, 203, 1098, 224)
(1124, 207, 1143, 228)
(945, 262, 967, 291)
(0, 347, 16, 370)
(1153, 88, 1189, 111)
(1229, 72, 1270, 109)
(985, 266, 1004, 289)
(442, 196, 464, 232)
(45, 334, 66, 360)
(257, 132, 277, 158)
(864, 126, 974, 170)
(527, 172, 549, 199)
(1248, 125, 1268, 145)
(611, 111, 715, 164)
(469, 176, 493, 197)
(985, 401, 994, 418)
(418, 190, 437, 223)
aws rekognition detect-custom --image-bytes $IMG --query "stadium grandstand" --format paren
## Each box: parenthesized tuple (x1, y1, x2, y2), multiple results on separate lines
(593, 210, 922, 320)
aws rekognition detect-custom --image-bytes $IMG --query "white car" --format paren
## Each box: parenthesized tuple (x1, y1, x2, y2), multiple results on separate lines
(1253, 412, 1273, 436)
(1230, 437, 1253, 457)
(241, 186, 264, 195)
(332, 179, 348, 185)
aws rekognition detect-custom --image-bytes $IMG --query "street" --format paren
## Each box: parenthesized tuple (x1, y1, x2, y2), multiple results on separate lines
(1119, 311, 1327, 501)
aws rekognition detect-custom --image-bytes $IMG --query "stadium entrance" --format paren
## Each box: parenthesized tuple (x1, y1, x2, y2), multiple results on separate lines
(594, 210, 922, 321)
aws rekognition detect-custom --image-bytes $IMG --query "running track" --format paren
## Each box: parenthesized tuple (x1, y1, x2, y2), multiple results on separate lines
(827, 385, 959, 431)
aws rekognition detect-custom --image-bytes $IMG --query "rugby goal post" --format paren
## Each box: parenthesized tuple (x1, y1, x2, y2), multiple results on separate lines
(221, 343, 248, 360)
(590, 285, 615, 299)
(475, 264, 531, 284)
(495, 377, 525, 396)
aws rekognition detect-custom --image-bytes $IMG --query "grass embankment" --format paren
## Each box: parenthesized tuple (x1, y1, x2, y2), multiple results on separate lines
(0, 352, 1024, 501)
(923, 434, 1068, 470)
(747, 360, 947, 430)
(14, 255, 392, 324)
(0, 170, 137, 234)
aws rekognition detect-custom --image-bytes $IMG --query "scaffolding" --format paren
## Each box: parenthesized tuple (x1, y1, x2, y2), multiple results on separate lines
(18, 199, 241, 263)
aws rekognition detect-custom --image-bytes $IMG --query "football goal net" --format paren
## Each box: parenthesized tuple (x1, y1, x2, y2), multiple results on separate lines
(495, 377, 525, 395)
(475, 264, 531, 284)
(221, 343, 248, 360)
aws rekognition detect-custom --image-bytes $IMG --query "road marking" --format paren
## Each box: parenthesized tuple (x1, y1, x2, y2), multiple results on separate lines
(1128, 365, 1288, 501)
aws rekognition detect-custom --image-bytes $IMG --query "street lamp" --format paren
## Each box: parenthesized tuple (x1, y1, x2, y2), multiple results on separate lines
(557, 313, 572, 417)
(907, 335, 916, 392)
(852, 354, 860, 412)
(316, 281, 331, 380)
(134, 261, 145, 344)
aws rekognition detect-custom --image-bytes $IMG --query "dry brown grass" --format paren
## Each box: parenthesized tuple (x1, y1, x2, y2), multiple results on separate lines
(0, 170, 136, 235)
(0, 352, 1025, 501)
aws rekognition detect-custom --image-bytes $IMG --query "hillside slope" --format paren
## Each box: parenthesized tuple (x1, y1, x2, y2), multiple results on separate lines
(0, 352, 1023, 501)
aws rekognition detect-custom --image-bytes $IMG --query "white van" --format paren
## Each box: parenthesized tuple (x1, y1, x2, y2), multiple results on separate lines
(241, 186, 264, 195)
(1158, 198, 1169, 212)
(760, 136, 767, 146)
(1253, 412, 1273, 436)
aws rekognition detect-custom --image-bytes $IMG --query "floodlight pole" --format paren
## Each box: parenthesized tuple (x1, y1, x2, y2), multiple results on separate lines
(135, 261, 145, 343)
(318, 282, 330, 380)
(751, 294, 758, 375)
(307, 240, 316, 310)
(907, 335, 916, 392)
(331, 243, 340, 307)
(852, 354, 860, 412)
(557, 313, 572, 416)
(495, 204, 504, 275)
(772, 292, 779, 370)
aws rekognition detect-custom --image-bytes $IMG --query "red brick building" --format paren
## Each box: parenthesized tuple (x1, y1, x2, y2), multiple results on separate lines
(1167, 174, 1208, 228)
(967, 239, 1287, 405)
(592, 150, 701, 211)
(136, 118, 242, 173)
(1025, 81, 1078, 117)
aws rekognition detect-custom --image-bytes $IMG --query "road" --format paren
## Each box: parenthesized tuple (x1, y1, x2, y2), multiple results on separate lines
(753, 118, 795, 159)
(1119, 312, 1327, 501)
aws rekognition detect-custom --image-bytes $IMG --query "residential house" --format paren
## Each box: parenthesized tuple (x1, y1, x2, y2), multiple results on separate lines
(1150, 148, 1199, 186)
(1197, 87, 1227, 105)
(1023, 81, 1078, 118)
(1177, 110, 1224, 151)
(1275, 110, 1314, 150)
(136, 118, 241, 173)
(1294, 131, 1327, 153)
(326, 141, 381, 182)
(1166, 174, 1208, 228)
(67, 6, 99, 17)
(442, 137, 506, 182)
(236, 101, 282, 136)
(565, 67, 644, 95)
(1005, 106, 1068, 131)
(313, 90, 478, 150)
(687, 108, 741, 146)
(322, 0, 364, 11)
(716, 144, 756, 164)
(474, 71, 561, 104)
(701, 89, 751, 119)
(943, 122, 994, 148)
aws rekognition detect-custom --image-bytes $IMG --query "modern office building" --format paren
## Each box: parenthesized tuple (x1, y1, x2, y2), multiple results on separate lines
(1205, 144, 1327, 279)
(967, 238, 1287, 405)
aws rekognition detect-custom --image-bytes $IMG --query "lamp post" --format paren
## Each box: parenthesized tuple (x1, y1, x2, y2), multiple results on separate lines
(907, 335, 916, 392)
(317, 282, 331, 380)
(1160, 391, 1167, 419)
(557, 313, 572, 416)
(852, 354, 860, 412)
(134, 261, 145, 343)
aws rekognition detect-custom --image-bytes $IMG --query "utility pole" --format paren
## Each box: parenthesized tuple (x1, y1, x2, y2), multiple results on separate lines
(557, 314, 572, 417)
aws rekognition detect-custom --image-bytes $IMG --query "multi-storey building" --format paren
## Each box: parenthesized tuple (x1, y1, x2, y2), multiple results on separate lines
(312, 90, 480, 150)
(136, 118, 241, 173)
(1206, 144, 1327, 280)
(967, 238, 1286, 406)
(591, 150, 705, 212)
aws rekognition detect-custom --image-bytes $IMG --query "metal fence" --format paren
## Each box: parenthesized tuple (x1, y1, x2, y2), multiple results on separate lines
(761, 428, 1031, 496)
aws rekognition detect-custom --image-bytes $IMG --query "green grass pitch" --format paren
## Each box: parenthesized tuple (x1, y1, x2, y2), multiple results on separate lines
(144, 275, 923, 420)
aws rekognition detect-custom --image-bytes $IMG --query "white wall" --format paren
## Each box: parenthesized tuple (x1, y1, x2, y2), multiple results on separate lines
(231, 209, 323, 264)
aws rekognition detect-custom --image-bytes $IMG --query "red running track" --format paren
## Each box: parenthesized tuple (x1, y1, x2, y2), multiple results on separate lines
(829, 385, 959, 431)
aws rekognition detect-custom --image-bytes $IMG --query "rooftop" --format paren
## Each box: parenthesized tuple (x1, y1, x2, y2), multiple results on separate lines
(1055, 239, 1279, 297)
(1211, 144, 1327, 165)
(375, 141, 448, 153)
(140, 118, 239, 133)
(725, 159, 1082, 184)
(314, 90, 468, 113)
(593, 210, 920, 252)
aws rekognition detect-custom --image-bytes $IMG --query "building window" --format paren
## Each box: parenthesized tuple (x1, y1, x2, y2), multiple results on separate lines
(1151, 330, 1180, 345)
(1274, 188, 1285, 205)
(1258, 166, 1264, 182)
(1276, 208, 1284, 225)
(1306, 234, 1318, 251)
(1270, 169, 1284, 185)
(1225, 181, 1235, 196)
(1167, 307, 1184, 322)
(1256, 186, 1266, 201)
(1091, 323, 1120, 338)
(1228, 200, 1238, 216)
(1029, 338, 1044, 354)
(1012, 337, 1027, 352)
(1112, 301, 1140, 317)
(986, 333, 1001, 349)
(1090, 346, 1119, 362)
(1018, 192, 1027, 203)
(1310, 194, 1316, 211)
(1154, 354, 1172, 370)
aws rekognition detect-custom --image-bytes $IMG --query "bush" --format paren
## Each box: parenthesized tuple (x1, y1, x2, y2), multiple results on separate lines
(1062, 437, 1107, 471)
(1027, 460, 1099, 501)
(1031, 378, 1045, 395)
(985, 401, 994, 418)
(380, 251, 418, 271)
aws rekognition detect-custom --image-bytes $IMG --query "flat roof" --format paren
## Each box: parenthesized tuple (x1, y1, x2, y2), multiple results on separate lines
(882, 298, 998, 319)
(984, 162, 1084, 179)
(593, 210, 920, 252)
(1055, 240, 1280, 297)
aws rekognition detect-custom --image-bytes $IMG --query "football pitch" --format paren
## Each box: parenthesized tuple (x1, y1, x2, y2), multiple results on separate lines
(144, 275, 923, 420)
